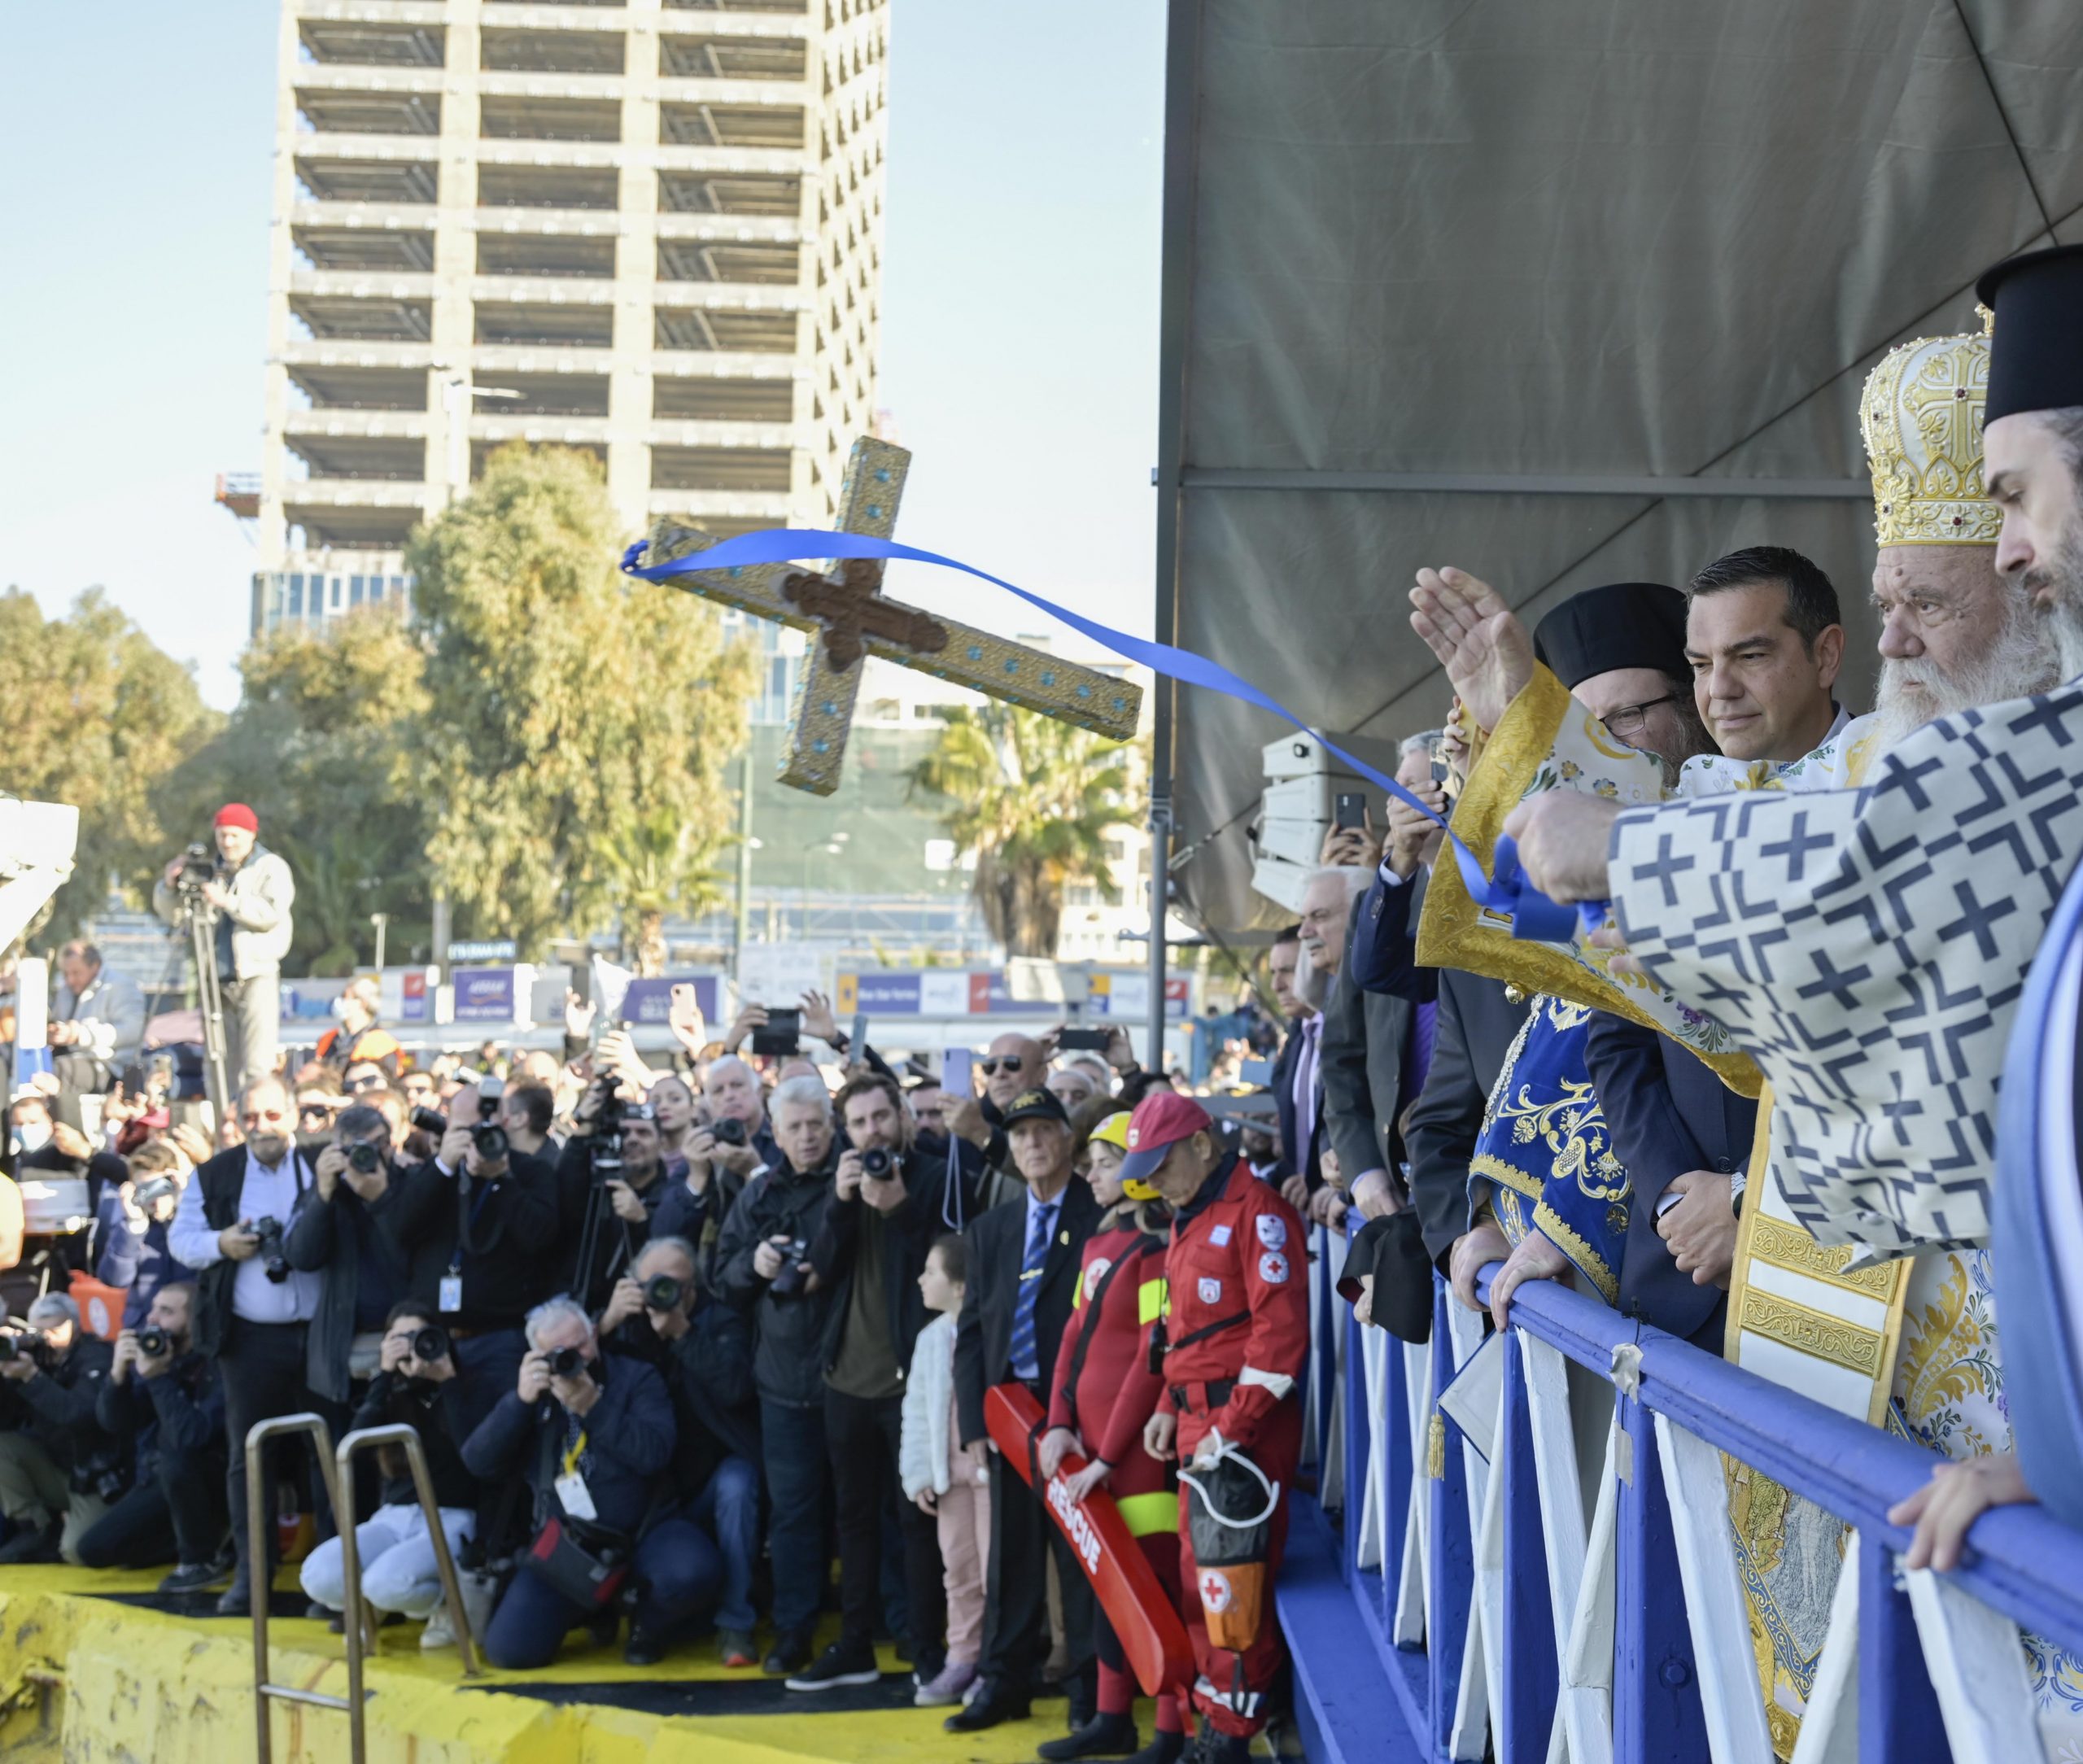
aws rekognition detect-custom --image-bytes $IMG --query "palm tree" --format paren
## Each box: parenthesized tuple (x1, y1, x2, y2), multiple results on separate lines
(599, 802, 731, 975)
(909, 704, 1138, 958)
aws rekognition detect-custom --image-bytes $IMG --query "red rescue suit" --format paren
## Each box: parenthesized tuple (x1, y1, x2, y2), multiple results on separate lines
(1050, 1223, 1183, 1730)
(1158, 1153, 1308, 1738)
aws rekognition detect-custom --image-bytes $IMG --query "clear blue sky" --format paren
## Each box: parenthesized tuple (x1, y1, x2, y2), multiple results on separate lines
(0, 2, 1164, 710)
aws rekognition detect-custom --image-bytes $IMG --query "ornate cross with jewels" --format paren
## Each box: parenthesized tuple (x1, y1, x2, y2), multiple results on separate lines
(642, 435, 1144, 795)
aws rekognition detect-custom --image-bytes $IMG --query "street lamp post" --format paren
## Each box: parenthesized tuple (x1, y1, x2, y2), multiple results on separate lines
(437, 372, 523, 509)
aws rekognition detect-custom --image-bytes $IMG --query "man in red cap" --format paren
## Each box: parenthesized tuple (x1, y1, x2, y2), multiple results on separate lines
(1121, 1092, 1308, 1762)
(154, 805, 297, 1094)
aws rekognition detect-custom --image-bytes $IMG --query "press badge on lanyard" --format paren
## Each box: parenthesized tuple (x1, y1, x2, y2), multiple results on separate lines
(439, 1271, 464, 1312)
(556, 1434, 598, 1521)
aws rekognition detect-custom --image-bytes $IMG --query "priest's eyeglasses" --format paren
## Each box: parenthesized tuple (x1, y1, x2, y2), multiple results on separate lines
(1605, 693, 1680, 740)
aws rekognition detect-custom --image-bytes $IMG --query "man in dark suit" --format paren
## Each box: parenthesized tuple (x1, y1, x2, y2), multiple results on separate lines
(1583, 1013, 1754, 1349)
(948, 1087, 1102, 1735)
(1264, 927, 1317, 1197)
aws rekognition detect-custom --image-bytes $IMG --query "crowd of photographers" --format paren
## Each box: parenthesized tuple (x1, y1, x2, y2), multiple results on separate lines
(0, 977, 1235, 1716)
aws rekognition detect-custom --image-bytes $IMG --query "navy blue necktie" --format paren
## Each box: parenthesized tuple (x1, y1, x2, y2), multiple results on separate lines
(1009, 1201, 1058, 1381)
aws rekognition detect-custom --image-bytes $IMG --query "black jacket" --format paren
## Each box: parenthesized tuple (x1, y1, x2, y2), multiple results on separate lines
(1348, 865, 1436, 1003)
(461, 1350, 675, 1535)
(1583, 1011, 1757, 1348)
(651, 1167, 745, 1290)
(383, 1150, 561, 1331)
(286, 1172, 405, 1404)
(1320, 887, 1421, 1186)
(94, 1349, 223, 1480)
(1269, 1018, 1323, 1188)
(612, 1299, 760, 1495)
(714, 1152, 838, 1408)
(0, 1334, 116, 1472)
(1404, 968, 1531, 1267)
(351, 1369, 478, 1510)
(954, 1178, 1102, 1447)
(809, 1144, 971, 1382)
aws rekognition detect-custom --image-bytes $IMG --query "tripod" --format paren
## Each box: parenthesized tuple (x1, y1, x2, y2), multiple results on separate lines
(174, 887, 233, 1127)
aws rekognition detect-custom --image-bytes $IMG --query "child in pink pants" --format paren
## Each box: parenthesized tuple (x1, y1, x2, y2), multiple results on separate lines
(902, 1233, 990, 1708)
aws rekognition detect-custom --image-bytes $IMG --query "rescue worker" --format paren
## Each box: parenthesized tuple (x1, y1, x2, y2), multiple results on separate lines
(1037, 1102, 1185, 1764)
(1125, 1093, 1307, 1763)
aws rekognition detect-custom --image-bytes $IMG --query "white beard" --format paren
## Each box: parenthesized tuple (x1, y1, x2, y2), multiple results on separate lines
(1869, 598, 2062, 756)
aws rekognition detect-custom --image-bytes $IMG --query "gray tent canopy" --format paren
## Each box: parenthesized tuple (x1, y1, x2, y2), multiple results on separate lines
(1151, 0, 2083, 937)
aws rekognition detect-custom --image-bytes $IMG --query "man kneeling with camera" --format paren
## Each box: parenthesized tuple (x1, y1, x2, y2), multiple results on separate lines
(0, 1294, 117, 1564)
(75, 1282, 230, 1586)
(461, 1295, 689, 1668)
(599, 1236, 762, 1666)
(301, 1303, 479, 1647)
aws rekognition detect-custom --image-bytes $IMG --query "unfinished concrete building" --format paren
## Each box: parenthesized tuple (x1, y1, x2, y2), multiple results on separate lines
(248, 0, 888, 646)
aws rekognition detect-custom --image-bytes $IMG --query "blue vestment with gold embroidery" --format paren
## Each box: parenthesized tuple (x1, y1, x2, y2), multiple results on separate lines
(1469, 993, 1631, 1305)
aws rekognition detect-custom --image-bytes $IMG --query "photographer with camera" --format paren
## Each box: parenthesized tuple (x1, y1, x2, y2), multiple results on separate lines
(461, 1295, 685, 1669)
(0, 1293, 119, 1564)
(286, 1102, 406, 1417)
(300, 1302, 479, 1647)
(714, 1074, 841, 1675)
(557, 1084, 672, 1313)
(598, 1234, 762, 1666)
(783, 1072, 973, 1693)
(167, 1074, 337, 1615)
(384, 1080, 559, 1446)
(47, 941, 146, 1133)
(650, 1075, 751, 1278)
(701, 1054, 779, 1174)
(94, 1142, 196, 1329)
(152, 804, 295, 1093)
(73, 1282, 229, 1585)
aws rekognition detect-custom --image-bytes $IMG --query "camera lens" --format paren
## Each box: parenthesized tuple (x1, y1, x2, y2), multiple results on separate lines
(137, 1327, 168, 1359)
(347, 1142, 382, 1174)
(548, 1346, 585, 1378)
(471, 1122, 510, 1164)
(411, 1324, 451, 1364)
(410, 1107, 449, 1138)
(861, 1146, 893, 1179)
(711, 1116, 747, 1148)
(642, 1273, 684, 1312)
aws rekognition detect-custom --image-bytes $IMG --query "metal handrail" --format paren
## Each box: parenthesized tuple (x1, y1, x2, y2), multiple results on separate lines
(334, 1422, 486, 1715)
(246, 1413, 486, 1764)
(246, 1413, 354, 1764)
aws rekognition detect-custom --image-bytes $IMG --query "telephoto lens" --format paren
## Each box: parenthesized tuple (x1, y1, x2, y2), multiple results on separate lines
(642, 1273, 684, 1312)
(710, 1116, 747, 1147)
(347, 1142, 384, 1175)
(771, 1238, 811, 1297)
(410, 1106, 450, 1138)
(548, 1345, 586, 1378)
(410, 1324, 451, 1364)
(860, 1146, 893, 1178)
(0, 1337, 19, 1364)
(136, 1326, 169, 1360)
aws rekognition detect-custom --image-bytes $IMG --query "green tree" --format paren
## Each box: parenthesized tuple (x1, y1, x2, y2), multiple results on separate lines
(0, 588, 221, 941)
(408, 444, 757, 959)
(908, 703, 1138, 958)
(167, 605, 434, 974)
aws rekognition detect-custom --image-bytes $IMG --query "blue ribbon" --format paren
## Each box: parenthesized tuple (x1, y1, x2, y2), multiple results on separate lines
(621, 529, 1607, 940)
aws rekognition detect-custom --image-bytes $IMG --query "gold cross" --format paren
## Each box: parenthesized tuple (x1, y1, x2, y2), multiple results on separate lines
(1902, 338, 1988, 492)
(644, 435, 1144, 794)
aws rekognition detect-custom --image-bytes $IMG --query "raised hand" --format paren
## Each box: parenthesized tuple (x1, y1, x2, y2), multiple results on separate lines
(1408, 568, 1535, 734)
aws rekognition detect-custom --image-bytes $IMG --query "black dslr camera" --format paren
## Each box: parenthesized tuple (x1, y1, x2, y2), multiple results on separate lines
(642, 1273, 685, 1312)
(70, 1448, 128, 1504)
(251, 1216, 290, 1283)
(771, 1238, 812, 1298)
(136, 1326, 171, 1360)
(346, 1142, 385, 1176)
(710, 1116, 747, 1148)
(548, 1345, 586, 1378)
(173, 842, 217, 897)
(0, 1334, 39, 1366)
(860, 1146, 894, 1179)
(413, 1078, 509, 1166)
(588, 1076, 625, 1185)
(410, 1323, 452, 1364)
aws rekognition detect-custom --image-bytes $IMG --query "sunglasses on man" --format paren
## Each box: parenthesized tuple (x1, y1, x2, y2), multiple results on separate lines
(976, 1057, 1026, 1077)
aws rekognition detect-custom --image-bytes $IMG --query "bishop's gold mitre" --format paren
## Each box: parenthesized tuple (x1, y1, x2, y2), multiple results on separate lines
(1859, 316, 2001, 547)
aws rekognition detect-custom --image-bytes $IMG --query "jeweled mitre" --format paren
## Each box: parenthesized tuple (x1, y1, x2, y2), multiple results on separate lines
(1859, 318, 2000, 547)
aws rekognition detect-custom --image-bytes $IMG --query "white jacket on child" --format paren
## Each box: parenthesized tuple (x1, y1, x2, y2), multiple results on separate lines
(900, 1312, 957, 1500)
